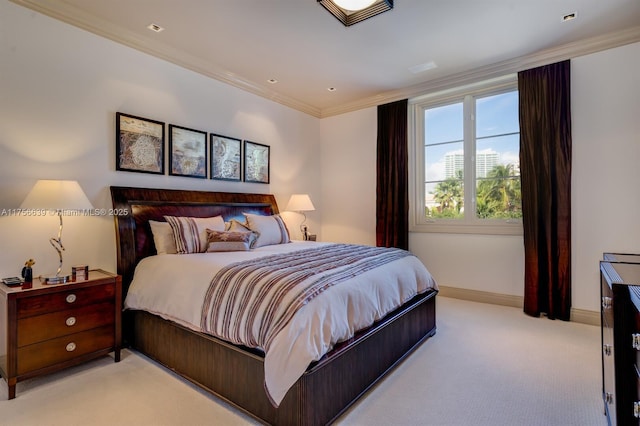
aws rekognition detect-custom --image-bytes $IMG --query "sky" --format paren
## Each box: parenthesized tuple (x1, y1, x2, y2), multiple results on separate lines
(424, 90, 519, 184)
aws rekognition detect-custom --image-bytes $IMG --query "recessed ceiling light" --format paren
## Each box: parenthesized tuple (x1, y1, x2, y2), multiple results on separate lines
(267, 78, 278, 84)
(408, 61, 437, 74)
(147, 23, 164, 32)
(327, 87, 337, 92)
(562, 12, 577, 22)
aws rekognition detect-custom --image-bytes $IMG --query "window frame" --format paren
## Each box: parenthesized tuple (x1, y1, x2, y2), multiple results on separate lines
(409, 75, 523, 235)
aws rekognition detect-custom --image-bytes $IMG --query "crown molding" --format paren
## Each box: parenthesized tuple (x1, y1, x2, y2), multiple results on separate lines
(11, 1, 640, 119)
(319, 25, 640, 117)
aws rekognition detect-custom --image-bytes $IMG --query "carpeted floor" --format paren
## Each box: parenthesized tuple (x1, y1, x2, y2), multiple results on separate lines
(0, 297, 604, 426)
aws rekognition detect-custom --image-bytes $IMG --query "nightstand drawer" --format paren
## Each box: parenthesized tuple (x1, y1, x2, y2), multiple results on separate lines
(17, 301, 115, 347)
(16, 325, 114, 375)
(17, 283, 115, 318)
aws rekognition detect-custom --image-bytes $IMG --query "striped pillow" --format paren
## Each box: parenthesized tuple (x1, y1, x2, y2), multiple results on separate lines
(165, 215, 225, 254)
(243, 213, 290, 248)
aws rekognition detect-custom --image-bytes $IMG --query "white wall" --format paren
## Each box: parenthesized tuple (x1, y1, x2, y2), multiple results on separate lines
(319, 108, 377, 246)
(571, 42, 640, 310)
(320, 41, 640, 313)
(0, 2, 321, 277)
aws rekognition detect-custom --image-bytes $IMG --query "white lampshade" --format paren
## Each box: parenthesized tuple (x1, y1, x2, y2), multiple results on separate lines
(21, 180, 93, 211)
(20, 180, 93, 284)
(333, 0, 377, 11)
(286, 194, 315, 212)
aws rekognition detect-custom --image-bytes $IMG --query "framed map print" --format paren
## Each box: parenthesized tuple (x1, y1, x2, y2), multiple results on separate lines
(169, 124, 207, 178)
(244, 140, 270, 184)
(116, 112, 165, 174)
(210, 133, 242, 181)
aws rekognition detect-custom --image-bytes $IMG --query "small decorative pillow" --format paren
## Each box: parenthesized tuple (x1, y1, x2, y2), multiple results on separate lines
(149, 220, 178, 255)
(206, 230, 256, 252)
(243, 213, 290, 248)
(165, 215, 225, 254)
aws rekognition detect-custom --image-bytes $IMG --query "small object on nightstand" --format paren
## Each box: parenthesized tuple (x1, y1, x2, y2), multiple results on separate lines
(307, 234, 317, 241)
(2, 277, 23, 287)
(72, 265, 89, 281)
(21, 258, 35, 283)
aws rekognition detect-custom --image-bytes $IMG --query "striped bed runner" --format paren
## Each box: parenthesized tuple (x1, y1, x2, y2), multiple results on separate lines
(200, 243, 412, 352)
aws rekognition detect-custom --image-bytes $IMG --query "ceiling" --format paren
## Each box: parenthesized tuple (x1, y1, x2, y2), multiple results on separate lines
(12, 0, 640, 118)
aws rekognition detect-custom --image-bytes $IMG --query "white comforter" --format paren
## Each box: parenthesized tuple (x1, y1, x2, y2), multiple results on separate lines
(124, 241, 437, 405)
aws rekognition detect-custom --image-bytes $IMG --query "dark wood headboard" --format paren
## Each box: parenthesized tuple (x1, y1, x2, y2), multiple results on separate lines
(110, 186, 279, 296)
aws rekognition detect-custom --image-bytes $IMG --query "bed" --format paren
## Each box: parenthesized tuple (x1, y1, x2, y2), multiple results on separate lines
(110, 186, 438, 425)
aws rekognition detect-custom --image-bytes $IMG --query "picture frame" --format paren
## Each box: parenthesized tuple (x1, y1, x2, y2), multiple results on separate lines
(210, 134, 242, 182)
(244, 140, 270, 184)
(169, 124, 208, 179)
(116, 112, 165, 174)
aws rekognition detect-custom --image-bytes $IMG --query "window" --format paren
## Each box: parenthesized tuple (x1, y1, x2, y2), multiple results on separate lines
(410, 76, 522, 235)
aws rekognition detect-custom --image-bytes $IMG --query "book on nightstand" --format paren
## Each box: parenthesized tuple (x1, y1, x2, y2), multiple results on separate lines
(2, 277, 24, 286)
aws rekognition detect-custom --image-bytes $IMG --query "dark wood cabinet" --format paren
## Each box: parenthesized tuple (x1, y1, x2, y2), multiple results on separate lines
(0, 269, 121, 399)
(600, 255, 640, 425)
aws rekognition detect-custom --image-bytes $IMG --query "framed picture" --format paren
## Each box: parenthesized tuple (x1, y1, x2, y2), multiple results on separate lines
(116, 112, 165, 174)
(169, 124, 207, 178)
(244, 140, 270, 184)
(210, 134, 242, 181)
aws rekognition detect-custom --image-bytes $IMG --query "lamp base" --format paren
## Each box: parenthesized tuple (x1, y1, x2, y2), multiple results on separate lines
(41, 273, 71, 284)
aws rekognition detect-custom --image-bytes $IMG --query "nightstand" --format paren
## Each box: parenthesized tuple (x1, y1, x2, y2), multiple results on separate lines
(0, 269, 121, 399)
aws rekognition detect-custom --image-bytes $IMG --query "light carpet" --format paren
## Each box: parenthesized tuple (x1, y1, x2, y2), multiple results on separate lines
(0, 297, 604, 425)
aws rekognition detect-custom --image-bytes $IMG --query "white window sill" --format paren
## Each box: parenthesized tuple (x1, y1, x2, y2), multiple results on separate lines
(410, 221, 523, 236)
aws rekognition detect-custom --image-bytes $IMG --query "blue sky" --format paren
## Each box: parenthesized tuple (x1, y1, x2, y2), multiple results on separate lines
(424, 90, 519, 184)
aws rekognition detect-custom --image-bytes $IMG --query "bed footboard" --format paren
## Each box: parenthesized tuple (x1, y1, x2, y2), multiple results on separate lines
(130, 289, 437, 425)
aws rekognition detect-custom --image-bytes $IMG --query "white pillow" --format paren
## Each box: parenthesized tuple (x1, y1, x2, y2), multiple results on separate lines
(243, 213, 290, 248)
(164, 215, 226, 254)
(149, 220, 177, 255)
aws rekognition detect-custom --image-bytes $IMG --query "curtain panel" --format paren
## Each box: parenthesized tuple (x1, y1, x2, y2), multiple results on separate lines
(376, 99, 409, 250)
(518, 60, 572, 320)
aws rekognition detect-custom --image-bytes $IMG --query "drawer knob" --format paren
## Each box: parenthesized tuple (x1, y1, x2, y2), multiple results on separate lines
(65, 316, 76, 327)
(603, 344, 612, 356)
(66, 342, 76, 352)
(602, 296, 613, 310)
(66, 294, 77, 304)
(632, 334, 640, 350)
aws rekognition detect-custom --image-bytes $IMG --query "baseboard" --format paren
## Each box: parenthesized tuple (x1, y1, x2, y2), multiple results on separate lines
(437, 285, 600, 326)
(569, 308, 600, 326)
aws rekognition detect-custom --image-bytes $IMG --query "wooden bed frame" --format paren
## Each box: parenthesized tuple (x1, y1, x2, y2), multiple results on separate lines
(111, 186, 437, 425)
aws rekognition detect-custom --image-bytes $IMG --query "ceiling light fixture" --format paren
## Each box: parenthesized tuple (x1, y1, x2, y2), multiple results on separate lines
(318, 0, 393, 27)
(333, 0, 376, 10)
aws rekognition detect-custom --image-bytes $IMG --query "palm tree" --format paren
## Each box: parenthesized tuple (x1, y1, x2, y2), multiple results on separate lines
(477, 164, 521, 218)
(433, 173, 463, 216)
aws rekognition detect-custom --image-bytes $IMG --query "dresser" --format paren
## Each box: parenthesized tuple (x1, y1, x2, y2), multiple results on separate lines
(600, 254, 640, 425)
(0, 269, 121, 399)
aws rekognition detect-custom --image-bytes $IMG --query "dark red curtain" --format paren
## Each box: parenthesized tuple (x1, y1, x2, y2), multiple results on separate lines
(376, 99, 409, 250)
(518, 60, 572, 320)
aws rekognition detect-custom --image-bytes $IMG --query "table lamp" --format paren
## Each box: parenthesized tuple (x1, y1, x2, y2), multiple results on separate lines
(20, 180, 93, 284)
(286, 194, 315, 240)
